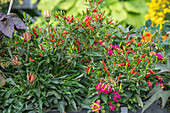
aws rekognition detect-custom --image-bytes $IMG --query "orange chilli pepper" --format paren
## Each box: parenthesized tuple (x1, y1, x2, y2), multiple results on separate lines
(29, 58, 35, 62)
(102, 59, 106, 66)
(148, 69, 156, 74)
(113, 61, 115, 67)
(146, 58, 150, 64)
(141, 54, 147, 58)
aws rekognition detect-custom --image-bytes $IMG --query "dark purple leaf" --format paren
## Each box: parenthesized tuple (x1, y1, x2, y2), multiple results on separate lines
(12, 17, 25, 29)
(0, 18, 14, 38)
(0, 12, 7, 21)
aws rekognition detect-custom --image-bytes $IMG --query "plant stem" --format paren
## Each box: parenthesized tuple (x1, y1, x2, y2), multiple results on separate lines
(17, 66, 24, 83)
(7, 0, 14, 15)
(48, 23, 50, 38)
(0, 33, 4, 42)
(167, 56, 170, 69)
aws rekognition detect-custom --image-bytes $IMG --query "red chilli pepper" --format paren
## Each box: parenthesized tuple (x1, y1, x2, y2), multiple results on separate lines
(122, 45, 124, 54)
(137, 42, 142, 46)
(40, 44, 45, 51)
(136, 59, 142, 65)
(48, 38, 55, 42)
(103, 66, 107, 71)
(148, 69, 156, 74)
(118, 73, 121, 80)
(108, 20, 113, 24)
(141, 54, 147, 58)
(0, 50, 5, 56)
(130, 65, 136, 73)
(76, 37, 79, 46)
(93, 6, 98, 13)
(59, 39, 66, 44)
(105, 34, 111, 37)
(125, 58, 129, 65)
(36, 54, 44, 57)
(62, 30, 68, 35)
(111, 36, 116, 38)
(126, 48, 131, 55)
(126, 34, 129, 40)
(29, 58, 35, 62)
(86, 66, 91, 75)
(145, 74, 150, 78)
(71, 26, 73, 33)
(23, 39, 25, 45)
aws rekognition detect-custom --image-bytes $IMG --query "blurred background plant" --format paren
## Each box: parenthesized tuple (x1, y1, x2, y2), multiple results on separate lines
(33, 0, 149, 28)
(0, 0, 147, 28)
(145, 0, 170, 30)
(0, 0, 23, 13)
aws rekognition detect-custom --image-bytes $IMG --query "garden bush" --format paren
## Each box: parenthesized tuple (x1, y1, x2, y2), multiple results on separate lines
(0, 0, 169, 113)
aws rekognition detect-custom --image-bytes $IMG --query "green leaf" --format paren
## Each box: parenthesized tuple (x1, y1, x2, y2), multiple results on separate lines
(145, 19, 152, 28)
(58, 101, 65, 113)
(5, 89, 19, 99)
(39, 98, 42, 110)
(123, 91, 133, 102)
(58, 0, 76, 10)
(101, 94, 108, 104)
(109, 2, 127, 22)
(0, 74, 6, 87)
(155, 63, 170, 74)
(142, 92, 160, 113)
(123, 2, 140, 14)
(134, 94, 143, 107)
(159, 91, 170, 108)
(71, 99, 77, 111)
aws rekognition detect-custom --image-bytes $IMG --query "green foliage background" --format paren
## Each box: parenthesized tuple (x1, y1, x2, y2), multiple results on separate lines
(32, 0, 149, 28)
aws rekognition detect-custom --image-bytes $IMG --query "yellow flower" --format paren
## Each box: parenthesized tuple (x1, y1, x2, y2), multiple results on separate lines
(145, 0, 170, 30)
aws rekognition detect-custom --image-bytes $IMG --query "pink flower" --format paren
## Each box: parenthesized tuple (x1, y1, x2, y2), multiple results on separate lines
(156, 83, 164, 89)
(112, 91, 121, 102)
(156, 53, 163, 60)
(96, 83, 112, 94)
(112, 45, 119, 50)
(147, 80, 152, 88)
(109, 102, 115, 111)
(108, 49, 114, 56)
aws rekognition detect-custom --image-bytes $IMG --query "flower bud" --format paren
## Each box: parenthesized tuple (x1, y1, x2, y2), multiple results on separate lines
(23, 32, 31, 41)
(44, 10, 51, 23)
(11, 56, 18, 66)
(27, 73, 36, 83)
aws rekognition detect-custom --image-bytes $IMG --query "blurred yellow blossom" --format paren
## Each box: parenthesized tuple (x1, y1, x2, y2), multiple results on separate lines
(145, 0, 170, 30)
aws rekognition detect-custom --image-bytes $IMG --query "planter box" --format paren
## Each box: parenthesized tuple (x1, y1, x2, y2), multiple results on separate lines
(48, 101, 169, 113)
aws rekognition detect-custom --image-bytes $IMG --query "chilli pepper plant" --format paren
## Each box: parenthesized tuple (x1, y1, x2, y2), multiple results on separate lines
(0, 0, 169, 113)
